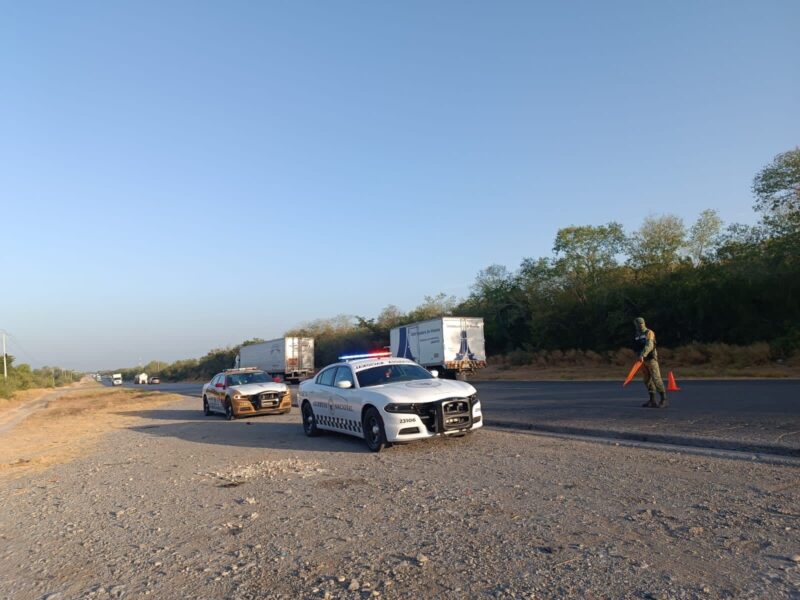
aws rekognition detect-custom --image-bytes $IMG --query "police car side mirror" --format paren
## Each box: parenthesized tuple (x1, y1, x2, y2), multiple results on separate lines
(335, 380, 352, 389)
(430, 370, 439, 378)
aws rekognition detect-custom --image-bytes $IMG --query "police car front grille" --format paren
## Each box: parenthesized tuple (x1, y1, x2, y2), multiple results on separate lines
(441, 398, 472, 431)
(398, 398, 473, 433)
(415, 403, 438, 433)
(249, 392, 281, 409)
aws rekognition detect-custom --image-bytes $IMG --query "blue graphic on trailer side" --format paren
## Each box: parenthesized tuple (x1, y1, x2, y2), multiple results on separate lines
(396, 327, 415, 361)
(455, 329, 476, 361)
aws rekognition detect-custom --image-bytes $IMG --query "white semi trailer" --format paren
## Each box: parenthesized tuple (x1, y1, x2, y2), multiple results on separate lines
(390, 317, 486, 380)
(236, 337, 315, 383)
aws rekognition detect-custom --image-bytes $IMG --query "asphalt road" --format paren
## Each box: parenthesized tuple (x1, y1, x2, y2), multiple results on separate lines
(122, 379, 800, 456)
(476, 380, 800, 456)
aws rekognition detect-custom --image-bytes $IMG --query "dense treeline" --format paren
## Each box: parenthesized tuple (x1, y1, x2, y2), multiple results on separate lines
(111, 340, 265, 383)
(0, 356, 81, 399)
(130, 148, 800, 380)
(290, 148, 800, 364)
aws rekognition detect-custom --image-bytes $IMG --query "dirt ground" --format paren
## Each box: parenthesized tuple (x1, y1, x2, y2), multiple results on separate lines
(0, 385, 184, 480)
(0, 391, 798, 599)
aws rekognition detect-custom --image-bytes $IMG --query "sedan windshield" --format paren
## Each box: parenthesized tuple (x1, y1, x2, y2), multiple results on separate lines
(356, 364, 434, 388)
(227, 372, 272, 385)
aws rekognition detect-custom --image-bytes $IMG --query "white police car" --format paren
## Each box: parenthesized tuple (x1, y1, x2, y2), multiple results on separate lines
(297, 353, 482, 452)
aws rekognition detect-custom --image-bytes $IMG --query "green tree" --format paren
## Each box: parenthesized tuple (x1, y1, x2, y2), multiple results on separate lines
(552, 222, 626, 283)
(552, 222, 626, 304)
(375, 305, 407, 330)
(406, 293, 458, 322)
(687, 209, 723, 264)
(753, 148, 800, 213)
(627, 214, 686, 270)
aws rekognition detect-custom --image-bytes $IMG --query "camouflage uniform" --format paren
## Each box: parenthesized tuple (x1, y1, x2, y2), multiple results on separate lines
(634, 317, 668, 408)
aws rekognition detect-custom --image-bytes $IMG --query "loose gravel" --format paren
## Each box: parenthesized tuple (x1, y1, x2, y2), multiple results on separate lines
(0, 396, 798, 599)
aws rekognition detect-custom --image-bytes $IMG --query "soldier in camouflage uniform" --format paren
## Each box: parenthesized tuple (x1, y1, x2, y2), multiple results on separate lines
(634, 317, 668, 408)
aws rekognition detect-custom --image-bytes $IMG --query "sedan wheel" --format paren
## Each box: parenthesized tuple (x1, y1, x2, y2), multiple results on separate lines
(301, 402, 319, 437)
(203, 396, 211, 416)
(363, 406, 387, 453)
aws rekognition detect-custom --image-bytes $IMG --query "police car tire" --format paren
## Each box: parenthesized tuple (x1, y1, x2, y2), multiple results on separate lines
(203, 396, 211, 416)
(363, 406, 387, 453)
(301, 401, 320, 437)
(225, 400, 234, 421)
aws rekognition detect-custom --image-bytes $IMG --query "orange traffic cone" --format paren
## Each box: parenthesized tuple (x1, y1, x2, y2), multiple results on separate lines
(622, 361, 642, 387)
(667, 371, 680, 392)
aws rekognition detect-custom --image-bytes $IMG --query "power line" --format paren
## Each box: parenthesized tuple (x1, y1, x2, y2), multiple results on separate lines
(4, 331, 45, 366)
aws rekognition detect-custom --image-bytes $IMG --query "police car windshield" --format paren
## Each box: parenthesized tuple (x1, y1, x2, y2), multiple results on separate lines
(356, 364, 434, 388)
(227, 372, 271, 385)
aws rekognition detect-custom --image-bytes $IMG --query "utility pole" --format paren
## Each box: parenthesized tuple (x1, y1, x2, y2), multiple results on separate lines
(2, 331, 7, 381)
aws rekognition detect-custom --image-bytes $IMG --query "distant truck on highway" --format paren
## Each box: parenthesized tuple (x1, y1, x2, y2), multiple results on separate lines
(134, 373, 148, 385)
(236, 337, 315, 384)
(112, 373, 123, 386)
(390, 317, 487, 380)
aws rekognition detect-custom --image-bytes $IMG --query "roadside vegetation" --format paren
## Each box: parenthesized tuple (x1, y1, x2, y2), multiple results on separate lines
(0, 356, 82, 400)
(129, 148, 800, 381)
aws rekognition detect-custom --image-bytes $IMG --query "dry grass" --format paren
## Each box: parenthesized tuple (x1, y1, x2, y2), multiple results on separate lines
(0, 380, 91, 413)
(479, 363, 800, 381)
(0, 387, 183, 480)
(483, 343, 800, 381)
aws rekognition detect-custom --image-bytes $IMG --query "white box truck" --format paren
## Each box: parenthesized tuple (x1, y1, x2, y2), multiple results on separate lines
(236, 337, 315, 383)
(390, 317, 487, 380)
(134, 373, 148, 385)
(112, 373, 123, 386)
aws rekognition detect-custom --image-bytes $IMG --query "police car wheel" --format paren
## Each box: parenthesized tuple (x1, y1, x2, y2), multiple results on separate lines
(224, 400, 234, 421)
(363, 406, 387, 453)
(203, 396, 211, 416)
(301, 401, 319, 436)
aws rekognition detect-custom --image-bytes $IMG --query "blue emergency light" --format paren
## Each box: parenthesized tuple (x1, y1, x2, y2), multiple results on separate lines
(338, 351, 393, 361)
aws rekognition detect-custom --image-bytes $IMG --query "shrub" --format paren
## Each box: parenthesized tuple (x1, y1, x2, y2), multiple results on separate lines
(507, 350, 534, 366)
(612, 348, 636, 366)
(673, 344, 709, 365)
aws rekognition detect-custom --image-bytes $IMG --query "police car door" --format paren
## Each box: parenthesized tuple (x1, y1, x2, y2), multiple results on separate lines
(210, 374, 224, 413)
(332, 366, 360, 435)
(312, 367, 337, 428)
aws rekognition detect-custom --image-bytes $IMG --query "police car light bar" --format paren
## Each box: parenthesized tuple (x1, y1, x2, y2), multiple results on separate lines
(339, 351, 393, 361)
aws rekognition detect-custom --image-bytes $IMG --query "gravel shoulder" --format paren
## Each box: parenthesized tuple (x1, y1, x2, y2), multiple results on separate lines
(0, 387, 185, 479)
(0, 394, 798, 600)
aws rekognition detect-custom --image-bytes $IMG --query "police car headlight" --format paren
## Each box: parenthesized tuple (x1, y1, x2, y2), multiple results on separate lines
(233, 394, 245, 400)
(384, 403, 417, 414)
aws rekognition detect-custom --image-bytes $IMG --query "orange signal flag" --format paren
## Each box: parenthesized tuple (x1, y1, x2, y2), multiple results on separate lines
(622, 360, 642, 387)
(667, 371, 681, 392)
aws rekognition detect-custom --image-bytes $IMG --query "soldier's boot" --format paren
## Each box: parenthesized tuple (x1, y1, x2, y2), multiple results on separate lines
(658, 392, 669, 408)
(642, 392, 658, 408)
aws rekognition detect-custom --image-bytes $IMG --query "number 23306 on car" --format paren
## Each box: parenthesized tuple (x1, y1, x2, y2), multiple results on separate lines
(297, 355, 482, 452)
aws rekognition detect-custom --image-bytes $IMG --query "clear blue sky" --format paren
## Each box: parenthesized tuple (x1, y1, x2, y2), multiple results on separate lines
(1, 1, 798, 370)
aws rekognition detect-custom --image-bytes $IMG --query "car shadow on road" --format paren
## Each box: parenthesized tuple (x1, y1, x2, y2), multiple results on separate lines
(120, 407, 370, 454)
